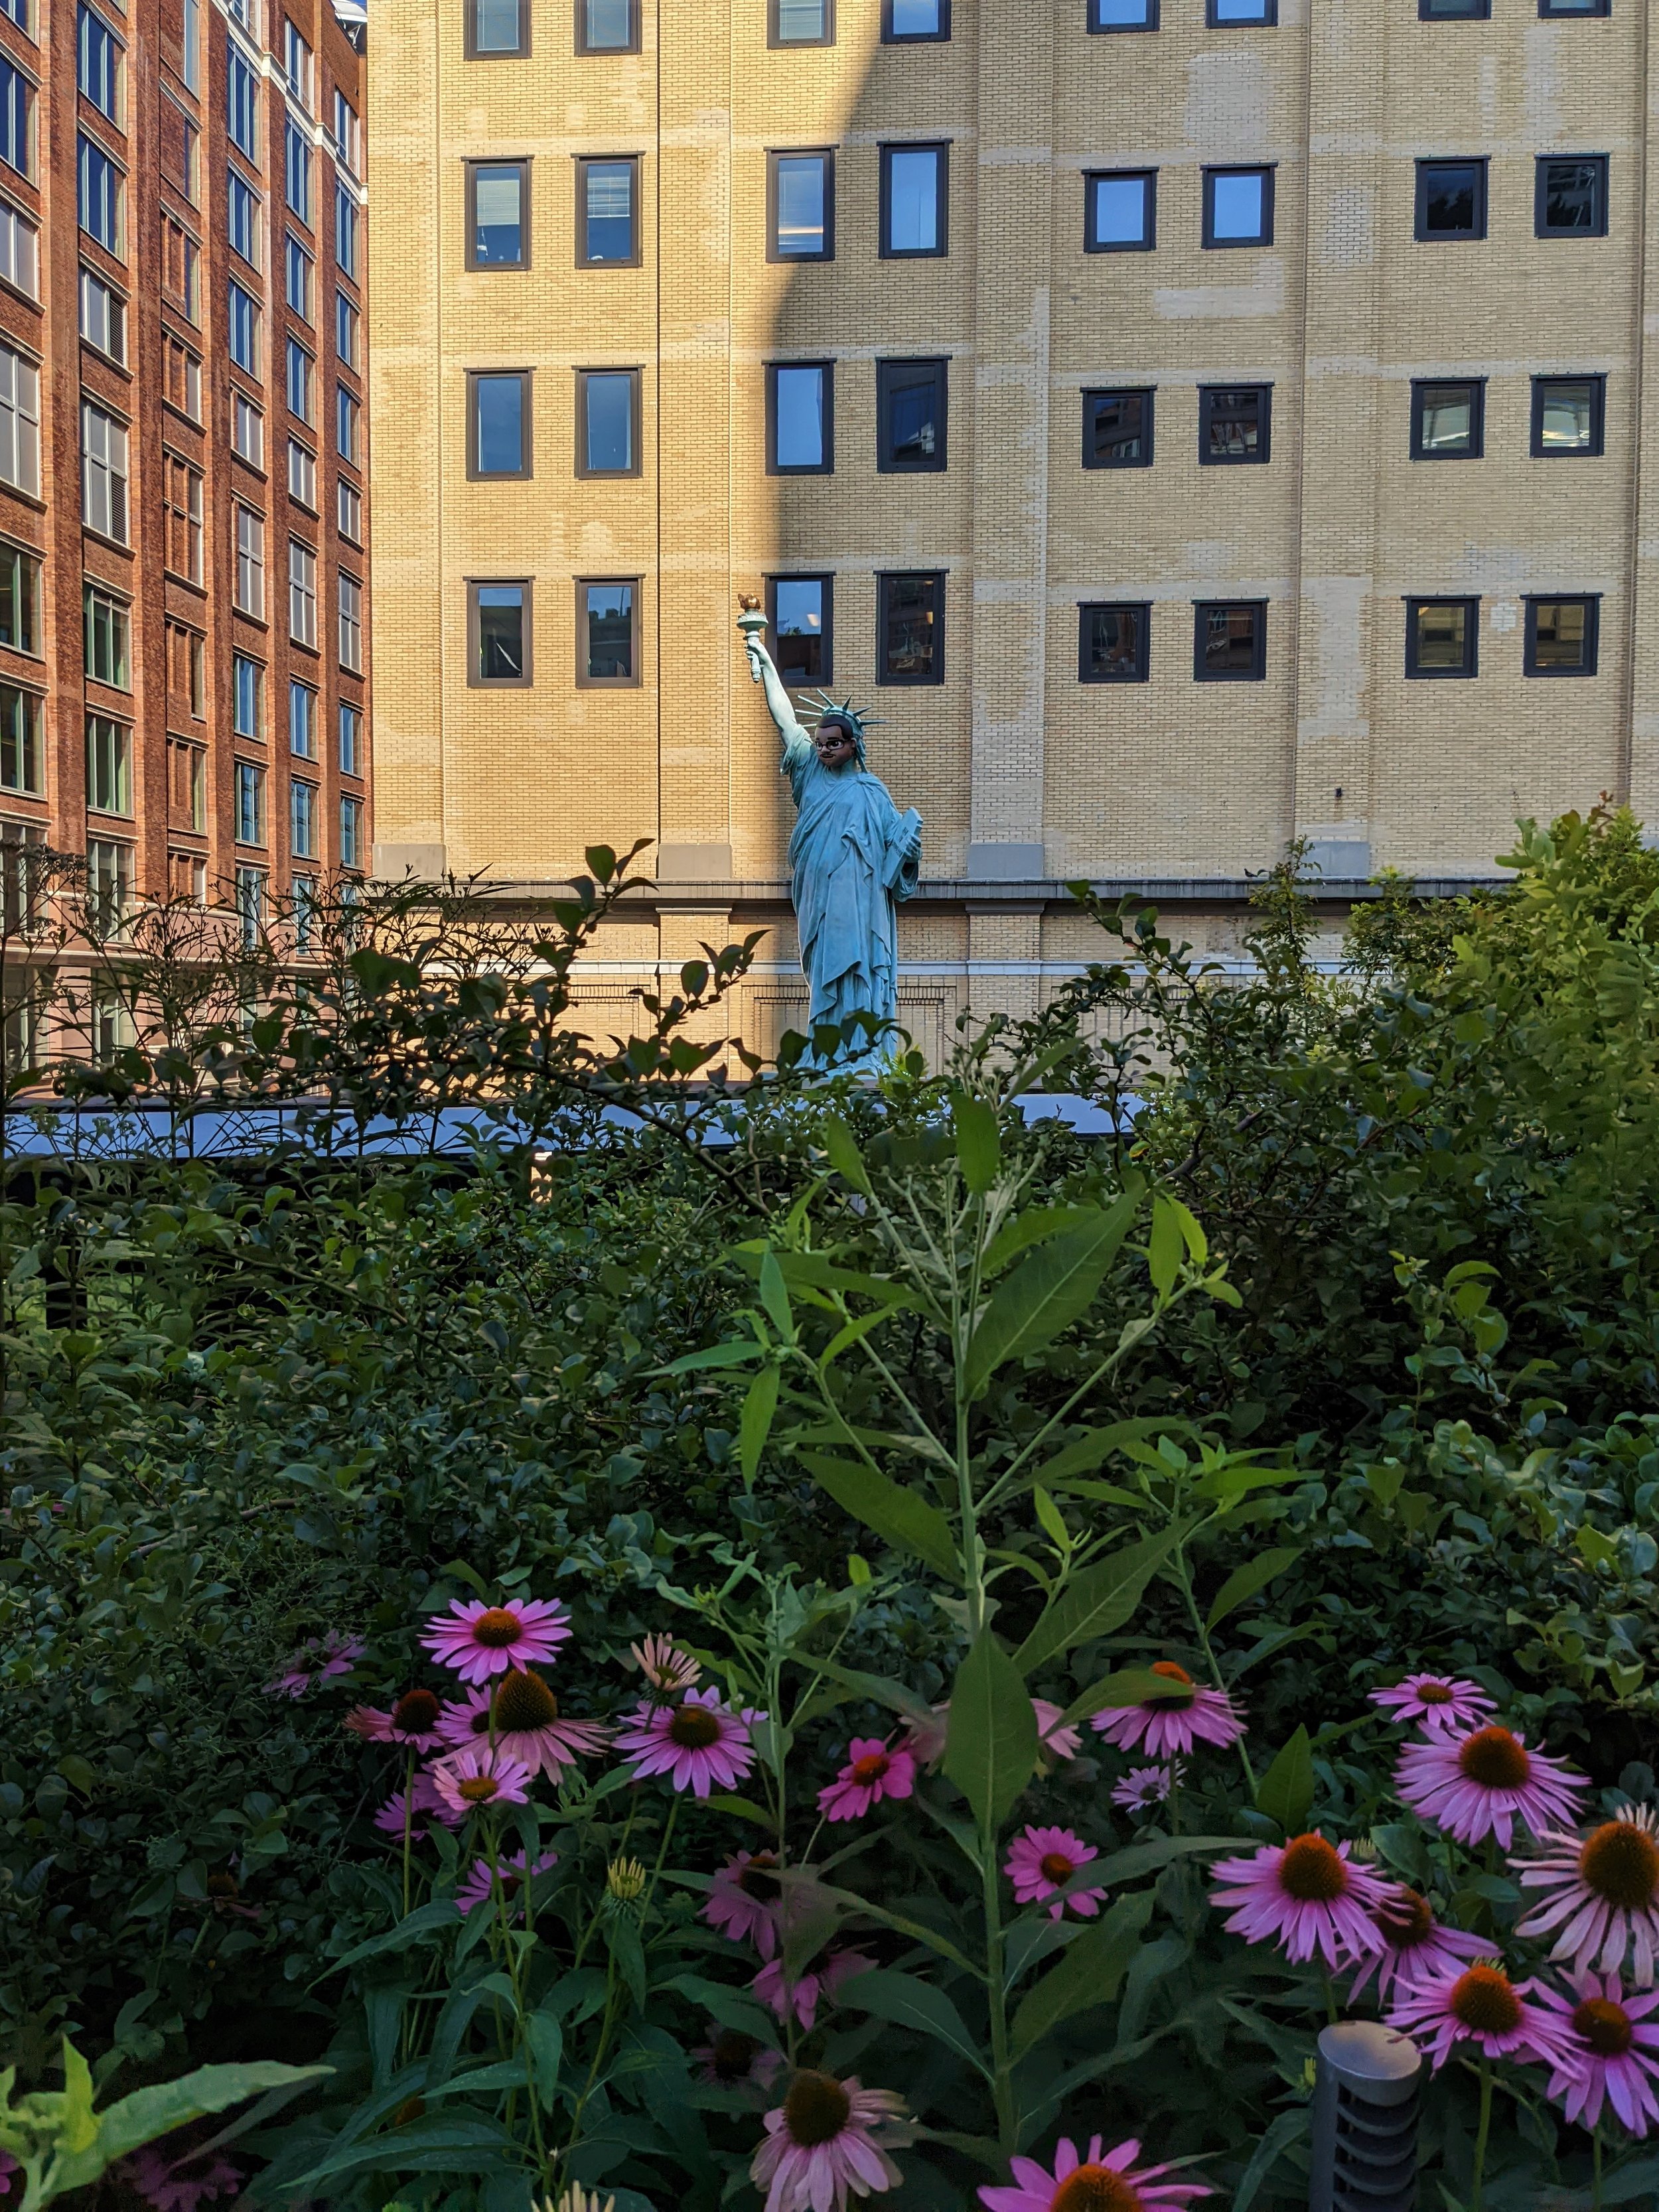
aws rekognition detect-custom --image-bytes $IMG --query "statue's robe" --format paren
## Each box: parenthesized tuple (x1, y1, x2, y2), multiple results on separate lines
(781, 726, 922, 1036)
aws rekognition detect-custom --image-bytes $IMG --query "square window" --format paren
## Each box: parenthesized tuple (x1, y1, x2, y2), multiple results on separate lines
(1086, 170, 1156, 251)
(768, 574, 833, 685)
(1200, 384, 1271, 464)
(1536, 155, 1608, 237)
(1207, 0, 1275, 21)
(1405, 596, 1479, 677)
(469, 369, 530, 476)
(770, 0, 832, 43)
(468, 161, 528, 269)
(576, 368, 639, 474)
(469, 579, 531, 686)
(1532, 374, 1605, 456)
(1203, 167, 1273, 246)
(1193, 600, 1266, 680)
(1090, 0, 1158, 29)
(878, 571, 944, 684)
(881, 143, 948, 257)
(578, 0, 638, 51)
(884, 0, 948, 37)
(469, 0, 526, 55)
(577, 578, 639, 686)
(1416, 159, 1488, 240)
(1079, 603, 1150, 682)
(768, 151, 833, 261)
(578, 157, 638, 265)
(768, 362, 833, 472)
(877, 358, 947, 471)
(1525, 595, 1599, 675)
(1411, 379, 1485, 459)
(1083, 388, 1153, 468)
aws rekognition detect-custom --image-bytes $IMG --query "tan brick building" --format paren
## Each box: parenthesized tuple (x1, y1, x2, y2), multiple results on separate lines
(368, 0, 1642, 1054)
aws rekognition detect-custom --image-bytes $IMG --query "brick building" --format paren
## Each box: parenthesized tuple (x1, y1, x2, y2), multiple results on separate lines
(0, 0, 369, 977)
(368, 0, 1638, 1055)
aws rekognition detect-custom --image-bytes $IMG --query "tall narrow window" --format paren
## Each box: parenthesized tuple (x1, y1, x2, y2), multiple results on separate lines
(768, 151, 833, 261)
(768, 575, 833, 685)
(1199, 383, 1271, 464)
(334, 183, 358, 276)
(339, 701, 362, 776)
(226, 49, 258, 162)
(1404, 596, 1478, 677)
(1, 543, 39, 653)
(0, 62, 29, 180)
(78, 6, 122, 121)
(289, 677, 317, 757)
(578, 0, 637, 51)
(576, 579, 638, 686)
(577, 157, 638, 265)
(182, 0, 201, 84)
(339, 575, 363, 671)
(468, 0, 526, 55)
(1531, 374, 1605, 456)
(1524, 596, 1599, 675)
(877, 358, 948, 471)
(290, 780, 319, 860)
(1415, 159, 1488, 240)
(576, 369, 638, 475)
(81, 401, 129, 541)
(338, 479, 362, 542)
(287, 436, 317, 507)
(1536, 155, 1608, 238)
(84, 585, 129, 685)
(232, 392, 264, 464)
(235, 760, 266, 845)
(770, 0, 832, 42)
(86, 713, 132, 814)
(0, 346, 38, 496)
(286, 337, 314, 423)
(163, 452, 204, 582)
(233, 652, 263, 736)
(1194, 600, 1267, 680)
(0, 202, 38, 297)
(333, 89, 360, 174)
(884, 0, 948, 34)
(234, 504, 265, 617)
(229, 280, 261, 372)
(469, 580, 530, 686)
(1203, 166, 1273, 245)
(80, 267, 125, 360)
(0, 0, 28, 27)
(470, 370, 530, 476)
(337, 387, 360, 462)
(878, 572, 944, 683)
(283, 19, 314, 105)
(1086, 171, 1156, 251)
(767, 362, 833, 472)
(228, 170, 260, 265)
(78, 135, 123, 253)
(881, 144, 948, 257)
(1079, 604, 1151, 682)
(284, 119, 311, 226)
(340, 797, 364, 869)
(335, 289, 359, 367)
(0, 683, 42, 794)
(1082, 388, 1153, 468)
(163, 334, 202, 419)
(468, 161, 528, 268)
(289, 539, 318, 647)
(285, 232, 314, 318)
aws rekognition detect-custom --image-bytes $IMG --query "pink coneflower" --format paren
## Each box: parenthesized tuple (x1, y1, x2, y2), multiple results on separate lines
(750, 2071, 908, 2212)
(1388, 1959, 1574, 2069)
(753, 1947, 871, 2032)
(373, 1772, 447, 1838)
(1369, 1674, 1496, 1732)
(1210, 1835, 1390, 1969)
(345, 1687, 446, 1751)
(1516, 1805, 1659, 1984)
(692, 2026, 784, 2094)
(977, 2134, 1212, 2212)
(1005, 1827, 1106, 1922)
(1112, 1763, 1183, 1815)
(124, 2149, 242, 2212)
(434, 1668, 609, 1779)
(0, 2154, 19, 2203)
(614, 1685, 757, 1797)
(818, 1737, 917, 1821)
(901, 1697, 1082, 1772)
(1346, 1887, 1491, 2004)
(1090, 1663, 1246, 1760)
(1534, 1971, 1659, 2134)
(420, 1595, 571, 1686)
(630, 1632, 701, 1696)
(1032, 1700, 1083, 1763)
(264, 1633, 364, 1698)
(704, 1850, 786, 1957)
(453, 1848, 559, 1919)
(1394, 1723, 1587, 1848)
(428, 1742, 533, 1820)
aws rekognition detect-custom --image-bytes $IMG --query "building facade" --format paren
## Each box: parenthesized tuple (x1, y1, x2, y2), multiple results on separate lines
(0, 0, 370, 973)
(368, 0, 1643, 1054)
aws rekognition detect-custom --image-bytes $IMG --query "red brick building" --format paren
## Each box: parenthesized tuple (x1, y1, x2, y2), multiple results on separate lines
(0, 0, 368, 946)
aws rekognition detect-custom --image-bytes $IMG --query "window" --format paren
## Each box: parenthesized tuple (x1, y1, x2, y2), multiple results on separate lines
(177, 117, 200, 204)
(768, 362, 833, 472)
(84, 586, 127, 685)
(884, 0, 948, 36)
(1416, 159, 1487, 240)
(168, 738, 207, 833)
(337, 386, 360, 462)
(233, 393, 265, 466)
(289, 679, 317, 756)
(287, 437, 316, 507)
(162, 216, 200, 321)
(335, 289, 359, 368)
(286, 338, 314, 423)
(470, 581, 530, 685)
(879, 572, 943, 683)
(169, 621, 205, 717)
(770, 575, 833, 684)
(0, 0, 28, 34)
(226, 48, 258, 161)
(285, 118, 311, 226)
(1208, 0, 1274, 21)
(80, 267, 125, 361)
(0, 347, 38, 496)
(770, 0, 831, 42)
(163, 453, 203, 583)
(233, 652, 263, 736)
(78, 6, 121, 120)
(339, 573, 363, 671)
(577, 157, 638, 265)
(339, 701, 362, 774)
(235, 864, 266, 942)
(1200, 384, 1271, 463)
(235, 760, 266, 845)
(86, 713, 131, 814)
(1411, 378, 1484, 459)
(82, 401, 129, 541)
(578, 0, 638, 52)
(1194, 600, 1267, 680)
(163, 334, 202, 422)
(768, 150, 833, 261)
(78, 135, 122, 253)
(0, 683, 41, 792)
(333, 89, 360, 174)
(1532, 374, 1605, 456)
(234, 505, 265, 617)
(1536, 155, 1608, 238)
(171, 851, 208, 905)
(334, 182, 358, 276)
(1090, 0, 1157, 26)
(1079, 603, 1151, 682)
(229, 281, 261, 372)
(881, 144, 948, 257)
(285, 232, 313, 318)
(182, 0, 200, 88)
(468, 162, 528, 268)
(1405, 596, 1478, 677)
(468, 0, 526, 53)
(1082, 388, 1153, 468)
(877, 358, 948, 471)
(1525, 596, 1599, 675)
(0, 202, 37, 297)
(0, 62, 29, 180)
(283, 19, 313, 106)
(291, 779, 318, 859)
(1420, 0, 1488, 17)
(88, 841, 133, 926)
(1203, 166, 1273, 246)
(2, 822, 46, 952)
(228, 169, 260, 266)
(1, 543, 38, 653)
(1540, 0, 1607, 13)
(339, 795, 364, 870)
(576, 579, 638, 686)
(1086, 171, 1156, 251)
(575, 368, 638, 475)
(338, 478, 362, 541)
(289, 540, 317, 647)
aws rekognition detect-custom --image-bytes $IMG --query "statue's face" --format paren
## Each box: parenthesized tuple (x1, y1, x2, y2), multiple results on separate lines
(814, 723, 857, 770)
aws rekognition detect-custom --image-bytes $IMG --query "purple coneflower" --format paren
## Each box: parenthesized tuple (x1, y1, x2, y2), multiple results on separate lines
(692, 2026, 784, 2093)
(264, 1633, 364, 1698)
(420, 1594, 571, 1685)
(818, 1737, 917, 1822)
(1387, 1959, 1573, 2069)
(613, 1685, 758, 1797)
(630, 1632, 701, 1696)
(1394, 1722, 1587, 1848)
(977, 2134, 1212, 2212)
(453, 1847, 558, 1919)
(0, 2154, 19, 2203)
(902, 1696, 1083, 1772)
(1112, 1763, 1182, 1815)
(123, 2148, 242, 2212)
(441, 1667, 611, 1778)
(1091, 1662, 1246, 1761)
(1516, 1805, 1659, 1984)
(428, 1742, 533, 1819)
(704, 1849, 786, 1957)
(749, 2071, 908, 2212)
(345, 1687, 446, 1751)
(374, 1772, 448, 1837)
(1004, 1826, 1106, 1922)
(1209, 1834, 1389, 1969)
(1368, 1675, 1496, 1732)
(753, 1947, 871, 2032)
(1534, 1970, 1659, 2134)
(1346, 1886, 1490, 2004)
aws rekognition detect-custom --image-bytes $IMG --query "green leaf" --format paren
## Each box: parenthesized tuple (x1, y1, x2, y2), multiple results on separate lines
(796, 1453, 958, 1582)
(325, 1900, 457, 1972)
(1148, 1196, 1183, 1296)
(952, 1093, 1001, 1195)
(659, 1976, 779, 2051)
(49, 2061, 332, 2197)
(944, 1633, 1038, 1830)
(981, 1205, 1100, 1277)
(701, 1793, 774, 1827)
(1168, 1197, 1208, 1267)
(966, 1194, 1139, 1395)
(758, 1251, 794, 1343)
(1232, 2106, 1311, 2212)
(836, 1966, 991, 2079)
(807, 1656, 936, 1726)
(1578, 1523, 1619, 1570)
(1255, 1725, 1315, 1832)
(1030, 1420, 1189, 1488)
(1010, 1892, 1153, 2058)
(1190, 1460, 1307, 1503)
(1032, 1486, 1070, 1550)
(1015, 1525, 1185, 1676)
(820, 1114, 871, 1194)
(58, 2038, 98, 2156)
(654, 1341, 765, 1377)
(739, 1364, 780, 1484)
(1058, 1667, 1170, 1727)
(1206, 1547, 1303, 1631)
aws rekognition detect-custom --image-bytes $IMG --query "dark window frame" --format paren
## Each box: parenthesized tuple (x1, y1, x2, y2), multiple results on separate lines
(881, 0, 949, 38)
(465, 157, 530, 271)
(1192, 599, 1267, 681)
(575, 153, 640, 268)
(575, 575, 642, 690)
(879, 141, 949, 259)
(1085, 168, 1157, 253)
(575, 0, 639, 54)
(1089, 0, 1159, 29)
(1078, 602, 1151, 683)
(1198, 383, 1273, 465)
(1409, 376, 1486, 460)
(766, 147, 835, 263)
(575, 365, 642, 478)
(1530, 372, 1606, 457)
(464, 0, 529, 59)
(1534, 153, 1609, 238)
(1539, 0, 1609, 17)
(1419, 0, 1490, 17)
(1082, 386, 1155, 469)
(1414, 157, 1489, 241)
(1404, 594, 1479, 679)
(768, 0, 834, 46)
(877, 356, 948, 473)
(766, 359, 835, 474)
(877, 569, 946, 686)
(1202, 164, 1275, 247)
(467, 577, 533, 689)
(1524, 593, 1600, 676)
(466, 368, 532, 480)
(1205, 0, 1277, 23)
(767, 572, 835, 685)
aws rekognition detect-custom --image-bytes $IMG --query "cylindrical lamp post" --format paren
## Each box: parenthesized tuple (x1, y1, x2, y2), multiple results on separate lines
(1308, 2020, 1423, 2212)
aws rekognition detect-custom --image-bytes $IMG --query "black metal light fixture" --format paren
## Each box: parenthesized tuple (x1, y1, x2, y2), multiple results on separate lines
(1309, 2019, 1423, 2212)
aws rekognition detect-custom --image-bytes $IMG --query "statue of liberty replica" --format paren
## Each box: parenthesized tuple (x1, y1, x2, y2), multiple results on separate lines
(738, 598, 923, 1058)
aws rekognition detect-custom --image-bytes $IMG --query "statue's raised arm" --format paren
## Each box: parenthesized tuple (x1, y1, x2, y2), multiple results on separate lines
(738, 597, 811, 768)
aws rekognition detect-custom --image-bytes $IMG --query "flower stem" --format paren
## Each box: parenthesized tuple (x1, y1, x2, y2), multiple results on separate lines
(401, 1747, 415, 1921)
(1471, 2057, 1493, 2212)
(1593, 2122, 1603, 2212)
(1172, 1537, 1256, 1793)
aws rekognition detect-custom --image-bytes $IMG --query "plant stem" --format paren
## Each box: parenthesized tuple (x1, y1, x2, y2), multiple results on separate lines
(1593, 2122, 1603, 2212)
(1172, 1538, 1256, 1793)
(1471, 2057, 1493, 2212)
(401, 1747, 415, 1920)
(979, 1815, 1015, 2152)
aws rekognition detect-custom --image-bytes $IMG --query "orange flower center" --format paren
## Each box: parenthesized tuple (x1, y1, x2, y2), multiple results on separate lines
(1052, 2164, 1145, 2212)
(458, 1774, 498, 1803)
(1419, 1683, 1453, 1704)
(1040, 1852, 1078, 1884)
(393, 1689, 441, 1733)
(1578, 1821, 1659, 1911)
(1573, 1996, 1634, 2057)
(711, 2029, 762, 2081)
(668, 1705, 723, 1750)
(782, 2069, 852, 2148)
(1376, 1889, 1435, 1948)
(737, 1854, 782, 1903)
(472, 1607, 524, 1648)
(850, 1752, 891, 1784)
(1279, 1835, 1348, 1903)
(1457, 1727, 1531, 1791)
(1145, 1660, 1196, 1712)
(1449, 1965, 1521, 2037)
(493, 1668, 559, 1733)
